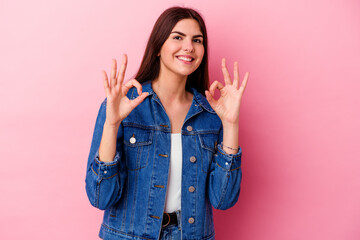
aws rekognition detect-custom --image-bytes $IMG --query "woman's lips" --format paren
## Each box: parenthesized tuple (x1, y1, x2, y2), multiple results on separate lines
(176, 55, 194, 64)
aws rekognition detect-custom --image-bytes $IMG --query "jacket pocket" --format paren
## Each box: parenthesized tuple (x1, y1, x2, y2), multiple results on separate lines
(123, 126, 153, 170)
(198, 133, 218, 173)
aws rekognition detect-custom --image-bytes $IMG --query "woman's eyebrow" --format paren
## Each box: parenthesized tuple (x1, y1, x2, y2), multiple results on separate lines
(171, 31, 203, 38)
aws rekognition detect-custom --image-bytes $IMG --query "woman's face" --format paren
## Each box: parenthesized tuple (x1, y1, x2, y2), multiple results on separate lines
(158, 18, 205, 78)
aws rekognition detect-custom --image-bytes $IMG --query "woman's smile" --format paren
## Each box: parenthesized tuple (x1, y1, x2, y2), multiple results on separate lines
(176, 55, 194, 64)
(158, 18, 205, 77)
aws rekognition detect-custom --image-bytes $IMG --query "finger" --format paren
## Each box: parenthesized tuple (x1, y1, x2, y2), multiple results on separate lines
(122, 79, 142, 96)
(117, 54, 128, 86)
(239, 72, 249, 94)
(130, 92, 149, 108)
(209, 80, 224, 96)
(208, 81, 216, 96)
(221, 58, 232, 85)
(205, 90, 216, 107)
(233, 61, 240, 89)
(102, 70, 110, 96)
(110, 59, 117, 88)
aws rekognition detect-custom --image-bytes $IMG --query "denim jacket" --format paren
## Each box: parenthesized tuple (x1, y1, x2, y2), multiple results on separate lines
(85, 81, 242, 240)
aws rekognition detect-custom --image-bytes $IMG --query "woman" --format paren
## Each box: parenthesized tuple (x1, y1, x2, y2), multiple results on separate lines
(85, 6, 249, 240)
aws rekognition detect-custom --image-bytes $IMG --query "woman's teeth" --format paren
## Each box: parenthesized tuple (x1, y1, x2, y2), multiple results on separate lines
(177, 56, 193, 62)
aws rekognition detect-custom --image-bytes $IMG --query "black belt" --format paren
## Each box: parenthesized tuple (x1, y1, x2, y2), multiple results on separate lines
(162, 212, 178, 227)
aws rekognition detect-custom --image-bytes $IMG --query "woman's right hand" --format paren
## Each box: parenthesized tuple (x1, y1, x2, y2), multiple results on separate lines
(102, 54, 149, 127)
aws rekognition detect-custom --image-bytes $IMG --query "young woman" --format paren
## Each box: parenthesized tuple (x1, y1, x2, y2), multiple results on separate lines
(85, 7, 249, 240)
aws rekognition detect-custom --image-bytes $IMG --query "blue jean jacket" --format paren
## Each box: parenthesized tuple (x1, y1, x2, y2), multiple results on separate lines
(85, 81, 242, 240)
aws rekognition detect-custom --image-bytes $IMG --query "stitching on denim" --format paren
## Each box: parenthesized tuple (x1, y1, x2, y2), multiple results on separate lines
(109, 210, 116, 217)
(136, 145, 141, 169)
(215, 162, 241, 172)
(194, 151, 198, 235)
(218, 149, 232, 158)
(122, 122, 156, 130)
(193, 94, 216, 114)
(95, 157, 118, 166)
(141, 82, 154, 96)
(218, 147, 242, 159)
(216, 173, 230, 209)
(181, 129, 220, 136)
(123, 130, 153, 147)
(154, 185, 164, 188)
(198, 135, 207, 174)
(125, 139, 151, 171)
(123, 138, 153, 147)
(130, 164, 139, 232)
(150, 215, 160, 219)
(197, 129, 220, 134)
(95, 180, 100, 208)
(145, 118, 158, 236)
(102, 172, 118, 179)
(229, 165, 241, 171)
(109, 202, 118, 218)
(101, 223, 152, 240)
(91, 166, 98, 176)
(104, 162, 117, 167)
(198, 134, 217, 153)
(99, 161, 118, 167)
(216, 161, 229, 171)
(197, 133, 218, 173)
(184, 107, 203, 124)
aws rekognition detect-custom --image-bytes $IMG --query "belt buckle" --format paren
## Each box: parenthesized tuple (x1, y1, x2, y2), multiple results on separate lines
(162, 212, 170, 227)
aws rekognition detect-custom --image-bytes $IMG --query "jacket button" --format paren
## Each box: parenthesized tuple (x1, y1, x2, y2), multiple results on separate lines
(186, 126, 193, 131)
(190, 156, 196, 163)
(129, 136, 136, 144)
(189, 186, 195, 192)
(188, 217, 195, 224)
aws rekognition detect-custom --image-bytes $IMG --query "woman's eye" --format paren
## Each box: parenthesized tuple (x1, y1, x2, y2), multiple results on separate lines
(193, 39, 202, 43)
(174, 36, 182, 40)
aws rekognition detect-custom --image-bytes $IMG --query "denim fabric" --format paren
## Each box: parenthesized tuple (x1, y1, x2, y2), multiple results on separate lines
(85, 81, 242, 240)
(159, 210, 182, 240)
(159, 225, 181, 240)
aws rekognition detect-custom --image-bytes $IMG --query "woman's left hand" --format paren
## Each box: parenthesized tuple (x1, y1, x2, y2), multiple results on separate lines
(205, 58, 249, 125)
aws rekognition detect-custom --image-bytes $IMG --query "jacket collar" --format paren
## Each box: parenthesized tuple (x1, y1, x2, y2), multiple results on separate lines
(141, 81, 216, 114)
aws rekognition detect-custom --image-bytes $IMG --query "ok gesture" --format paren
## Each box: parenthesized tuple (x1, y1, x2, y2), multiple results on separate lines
(102, 54, 149, 126)
(205, 58, 249, 125)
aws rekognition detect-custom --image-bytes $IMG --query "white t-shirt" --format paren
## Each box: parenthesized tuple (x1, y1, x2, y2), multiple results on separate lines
(164, 133, 182, 213)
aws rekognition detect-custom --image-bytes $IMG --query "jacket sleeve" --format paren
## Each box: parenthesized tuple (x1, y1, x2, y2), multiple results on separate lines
(207, 128, 242, 210)
(85, 99, 127, 210)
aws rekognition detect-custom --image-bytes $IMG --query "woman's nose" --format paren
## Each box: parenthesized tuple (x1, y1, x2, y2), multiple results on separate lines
(183, 40, 194, 53)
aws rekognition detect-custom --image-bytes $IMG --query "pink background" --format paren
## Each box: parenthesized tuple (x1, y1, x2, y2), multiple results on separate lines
(1, 0, 359, 239)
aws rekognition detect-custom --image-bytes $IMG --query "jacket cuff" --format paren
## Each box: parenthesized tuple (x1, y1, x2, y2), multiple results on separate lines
(91, 150, 120, 179)
(216, 144, 242, 171)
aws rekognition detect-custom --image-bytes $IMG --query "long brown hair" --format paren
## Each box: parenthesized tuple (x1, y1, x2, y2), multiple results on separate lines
(135, 7, 209, 95)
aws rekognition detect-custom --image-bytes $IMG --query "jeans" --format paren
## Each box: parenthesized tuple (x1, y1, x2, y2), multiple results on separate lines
(159, 210, 182, 240)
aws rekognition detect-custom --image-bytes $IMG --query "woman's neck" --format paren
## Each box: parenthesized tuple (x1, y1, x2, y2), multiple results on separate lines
(152, 71, 191, 104)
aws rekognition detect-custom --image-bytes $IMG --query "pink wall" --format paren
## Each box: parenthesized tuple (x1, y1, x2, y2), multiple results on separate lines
(1, 0, 359, 239)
